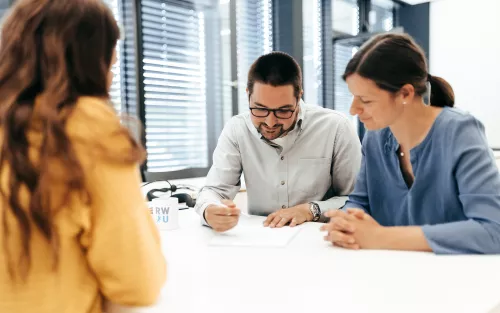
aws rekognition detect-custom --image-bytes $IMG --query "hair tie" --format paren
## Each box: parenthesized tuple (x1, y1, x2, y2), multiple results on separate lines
(427, 73, 432, 81)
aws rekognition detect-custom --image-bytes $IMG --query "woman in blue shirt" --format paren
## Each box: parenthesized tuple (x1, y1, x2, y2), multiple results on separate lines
(321, 33, 500, 254)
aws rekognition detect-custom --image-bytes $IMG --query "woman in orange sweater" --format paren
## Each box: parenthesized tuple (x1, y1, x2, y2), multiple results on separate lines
(0, 0, 166, 312)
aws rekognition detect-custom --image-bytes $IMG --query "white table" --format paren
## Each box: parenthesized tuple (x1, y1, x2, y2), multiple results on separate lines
(110, 209, 500, 313)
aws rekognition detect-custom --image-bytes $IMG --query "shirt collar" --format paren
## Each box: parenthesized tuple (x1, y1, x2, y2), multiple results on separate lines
(384, 129, 399, 155)
(296, 99, 306, 130)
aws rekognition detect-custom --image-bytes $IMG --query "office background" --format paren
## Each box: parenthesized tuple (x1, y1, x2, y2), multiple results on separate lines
(0, 0, 497, 180)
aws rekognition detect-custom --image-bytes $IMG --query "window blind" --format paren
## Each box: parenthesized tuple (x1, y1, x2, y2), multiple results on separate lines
(140, 0, 208, 173)
(235, 0, 273, 114)
(333, 43, 357, 120)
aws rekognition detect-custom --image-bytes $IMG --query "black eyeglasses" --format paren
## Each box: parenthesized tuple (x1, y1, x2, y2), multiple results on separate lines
(249, 103, 298, 119)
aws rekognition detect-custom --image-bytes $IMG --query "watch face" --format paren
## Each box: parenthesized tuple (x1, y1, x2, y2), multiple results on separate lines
(309, 202, 321, 222)
(310, 203, 320, 221)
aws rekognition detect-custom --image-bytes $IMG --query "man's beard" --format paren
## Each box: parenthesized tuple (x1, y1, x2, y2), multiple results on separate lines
(257, 121, 296, 140)
(257, 123, 284, 140)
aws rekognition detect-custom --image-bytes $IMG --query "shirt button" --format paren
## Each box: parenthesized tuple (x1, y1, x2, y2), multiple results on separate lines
(282, 205, 286, 209)
(280, 180, 285, 185)
(280, 156, 284, 160)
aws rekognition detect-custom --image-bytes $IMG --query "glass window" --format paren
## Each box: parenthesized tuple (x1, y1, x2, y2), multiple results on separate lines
(370, 0, 395, 32)
(332, 0, 359, 37)
(302, 0, 322, 106)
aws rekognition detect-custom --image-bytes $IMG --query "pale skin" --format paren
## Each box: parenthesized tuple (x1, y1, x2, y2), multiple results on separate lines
(321, 73, 441, 252)
(205, 82, 313, 232)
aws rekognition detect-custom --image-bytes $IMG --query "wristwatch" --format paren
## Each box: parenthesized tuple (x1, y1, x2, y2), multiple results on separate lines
(308, 202, 321, 222)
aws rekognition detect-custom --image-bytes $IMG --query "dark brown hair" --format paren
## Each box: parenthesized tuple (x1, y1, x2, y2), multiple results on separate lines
(247, 51, 302, 99)
(343, 33, 454, 108)
(0, 0, 144, 280)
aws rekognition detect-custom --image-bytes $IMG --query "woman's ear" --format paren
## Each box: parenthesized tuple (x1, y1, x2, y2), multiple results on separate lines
(399, 84, 415, 104)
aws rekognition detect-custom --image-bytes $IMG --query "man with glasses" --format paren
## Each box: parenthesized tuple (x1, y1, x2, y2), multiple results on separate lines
(195, 52, 361, 232)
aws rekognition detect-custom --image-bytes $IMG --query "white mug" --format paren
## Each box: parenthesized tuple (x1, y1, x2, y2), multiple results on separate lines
(148, 197, 179, 231)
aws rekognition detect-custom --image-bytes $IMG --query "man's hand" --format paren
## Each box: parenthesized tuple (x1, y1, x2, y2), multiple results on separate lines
(321, 208, 384, 250)
(204, 200, 241, 232)
(263, 203, 313, 228)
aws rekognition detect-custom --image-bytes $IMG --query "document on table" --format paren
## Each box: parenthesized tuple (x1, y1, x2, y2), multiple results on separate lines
(209, 224, 302, 247)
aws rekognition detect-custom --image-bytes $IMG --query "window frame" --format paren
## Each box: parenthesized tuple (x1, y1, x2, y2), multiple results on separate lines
(329, 0, 405, 141)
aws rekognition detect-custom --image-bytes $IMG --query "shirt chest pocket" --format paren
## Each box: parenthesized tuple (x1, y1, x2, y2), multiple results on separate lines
(296, 158, 332, 196)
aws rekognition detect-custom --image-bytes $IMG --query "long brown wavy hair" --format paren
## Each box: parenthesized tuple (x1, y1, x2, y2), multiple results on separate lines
(0, 0, 144, 281)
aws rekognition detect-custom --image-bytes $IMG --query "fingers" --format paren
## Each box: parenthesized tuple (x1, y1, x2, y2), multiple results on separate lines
(320, 222, 334, 232)
(221, 199, 236, 207)
(209, 204, 240, 216)
(212, 220, 238, 232)
(269, 215, 283, 228)
(263, 212, 289, 228)
(209, 215, 239, 232)
(333, 217, 355, 233)
(206, 205, 240, 231)
(333, 241, 360, 250)
(323, 230, 356, 245)
(320, 217, 355, 233)
(263, 212, 276, 227)
(210, 215, 239, 223)
(324, 209, 351, 219)
(275, 215, 292, 228)
(325, 208, 365, 220)
(346, 208, 366, 219)
(263, 210, 304, 228)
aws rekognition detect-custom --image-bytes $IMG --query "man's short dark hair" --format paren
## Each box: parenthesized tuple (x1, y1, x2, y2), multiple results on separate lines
(247, 51, 302, 99)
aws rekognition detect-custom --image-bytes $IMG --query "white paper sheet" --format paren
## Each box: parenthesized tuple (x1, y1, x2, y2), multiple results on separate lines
(208, 224, 302, 247)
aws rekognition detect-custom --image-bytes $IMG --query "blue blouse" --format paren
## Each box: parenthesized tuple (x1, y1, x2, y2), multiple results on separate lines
(344, 107, 500, 254)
